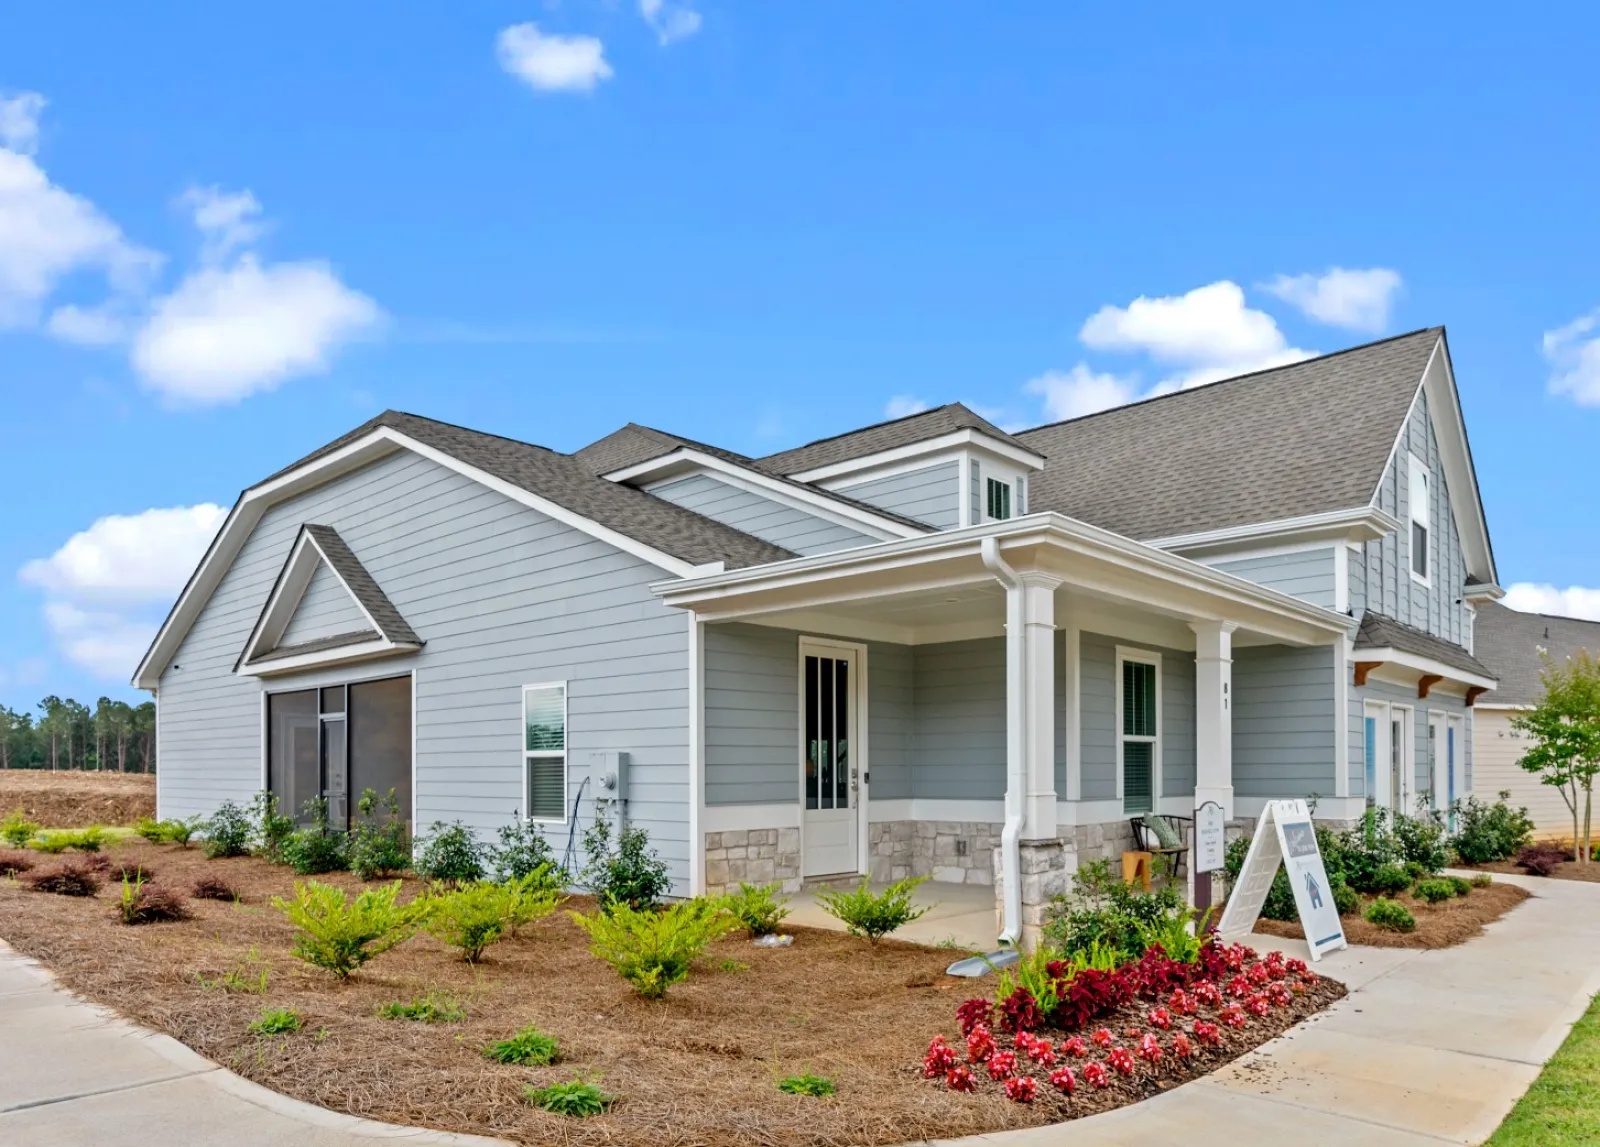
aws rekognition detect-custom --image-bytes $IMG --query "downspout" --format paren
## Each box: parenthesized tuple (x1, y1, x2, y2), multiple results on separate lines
(981, 536, 1025, 947)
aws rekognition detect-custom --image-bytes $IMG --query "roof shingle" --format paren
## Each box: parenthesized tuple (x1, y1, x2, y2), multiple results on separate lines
(303, 524, 421, 646)
(1355, 610, 1495, 681)
(1474, 601, 1600, 707)
(757, 403, 1036, 476)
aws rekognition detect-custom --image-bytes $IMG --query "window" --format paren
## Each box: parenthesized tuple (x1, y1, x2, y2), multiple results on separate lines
(985, 477, 1012, 521)
(1118, 653, 1159, 814)
(266, 675, 411, 832)
(1408, 455, 1430, 583)
(524, 683, 568, 822)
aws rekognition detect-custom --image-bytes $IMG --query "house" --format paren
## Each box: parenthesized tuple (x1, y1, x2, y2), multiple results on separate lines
(133, 326, 1502, 947)
(1473, 600, 1600, 836)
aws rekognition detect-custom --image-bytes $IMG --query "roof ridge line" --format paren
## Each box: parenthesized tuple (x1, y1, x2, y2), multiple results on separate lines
(757, 401, 983, 460)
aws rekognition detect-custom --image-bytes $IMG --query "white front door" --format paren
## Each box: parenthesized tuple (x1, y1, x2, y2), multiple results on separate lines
(1364, 701, 1391, 812)
(800, 641, 860, 878)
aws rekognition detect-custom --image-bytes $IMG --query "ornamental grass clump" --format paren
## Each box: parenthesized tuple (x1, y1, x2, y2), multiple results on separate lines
(1364, 897, 1416, 933)
(425, 878, 560, 962)
(571, 896, 735, 998)
(271, 879, 432, 978)
(723, 881, 791, 937)
(485, 1024, 560, 1065)
(816, 876, 929, 944)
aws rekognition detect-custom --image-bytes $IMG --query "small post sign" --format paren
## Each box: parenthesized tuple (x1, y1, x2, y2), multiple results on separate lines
(1217, 799, 1347, 962)
(1194, 801, 1226, 874)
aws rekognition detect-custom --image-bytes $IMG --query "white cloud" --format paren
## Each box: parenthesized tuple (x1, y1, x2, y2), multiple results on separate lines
(180, 185, 265, 262)
(1543, 309, 1600, 407)
(1080, 280, 1308, 377)
(19, 504, 227, 680)
(1503, 583, 1600, 622)
(1025, 365, 1138, 421)
(497, 23, 614, 92)
(131, 255, 383, 404)
(884, 395, 929, 419)
(46, 303, 130, 345)
(640, 0, 702, 45)
(1264, 267, 1403, 333)
(0, 91, 46, 154)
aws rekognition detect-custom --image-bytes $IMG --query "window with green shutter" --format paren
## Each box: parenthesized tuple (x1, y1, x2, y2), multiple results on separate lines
(524, 683, 567, 822)
(1120, 657, 1158, 814)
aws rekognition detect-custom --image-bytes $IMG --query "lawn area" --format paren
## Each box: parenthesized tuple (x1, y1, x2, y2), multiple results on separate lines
(1485, 992, 1600, 1146)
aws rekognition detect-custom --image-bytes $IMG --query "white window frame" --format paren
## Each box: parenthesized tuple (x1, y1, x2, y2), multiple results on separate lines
(1408, 453, 1431, 587)
(1390, 703, 1414, 814)
(984, 475, 1013, 522)
(1115, 646, 1162, 812)
(522, 681, 569, 825)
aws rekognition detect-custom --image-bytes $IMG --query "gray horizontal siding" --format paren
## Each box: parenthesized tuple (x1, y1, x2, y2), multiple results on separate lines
(646, 473, 876, 555)
(1079, 632, 1195, 803)
(912, 638, 1006, 800)
(703, 624, 798, 805)
(1232, 643, 1336, 799)
(157, 448, 691, 891)
(1207, 548, 1337, 610)
(1350, 677, 1474, 802)
(834, 462, 959, 530)
(869, 642, 915, 800)
(280, 562, 368, 646)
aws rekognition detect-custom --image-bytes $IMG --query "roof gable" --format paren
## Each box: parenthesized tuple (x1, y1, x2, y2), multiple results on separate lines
(756, 402, 1035, 476)
(1475, 601, 1600, 707)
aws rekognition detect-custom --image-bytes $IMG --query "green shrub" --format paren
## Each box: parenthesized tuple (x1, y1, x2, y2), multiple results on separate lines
(490, 819, 564, 884)
(117, 876, 190, 924)
(1333, 881, 1361, 916)
(159, 818, 201, 848)
(379, 990, 466, 1023)
(251, 791, 296, 861)
(248, 1006, 302, 1035)
(1364, 897, 1416, 932)
(1448, 875, 1473, 896)
(816, 876, 930, 945)
(1470, 872, 1494, 890)
(1404, 860, 1427, 882)
(1393, 807, 1451, 874)
(348, 789, 411, 880)
(271, 879, 431, 978)
(1135, 906, 1209, 963)
(581, 808, 671, 912)
(133, 816, 167, 843)
(204, 801, 254, 859)
(1368, 863, 1412, 897)
(1045, 856, 1187, 959)
(426, 879, 558, 962)
(1, 809, 39, 847)
(1338, 810, 1406, 892)
(29, 831, 72, 854)
(777, 1073, 836, 1097)
(1413, 878, 1457, 904)
(722, 881, 790, 937)
(571, 896, 735, 998)
(33, 826, 107, 853)
(414, 821, 486, 884)
(485, 1024, 561, 1065)
(1451, 792, 1535, 865)
(280, 798, 350, 875)
(524, 1078, 612, 1117)
(503, 869, 565, 933)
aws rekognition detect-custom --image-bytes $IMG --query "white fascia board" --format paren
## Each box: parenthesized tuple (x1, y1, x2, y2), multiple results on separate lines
(134, 426, 702, 691)
(241, 638, 421, 678)
(786, 428, 1045, 484)
(604, 447, 923, 539)
(652, 512, 1351, 644)
(234, 529, 389, 673)
(1464, 581, 1506, 602)
(1354, 646, 1498, 691)
(1150, 506, 1400, 556)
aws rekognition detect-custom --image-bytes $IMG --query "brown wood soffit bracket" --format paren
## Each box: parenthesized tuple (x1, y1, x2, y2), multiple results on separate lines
(1353, 661, 1381, 687)
(1417, 673, 1444, 699)
(1466, 685, 1489, 707)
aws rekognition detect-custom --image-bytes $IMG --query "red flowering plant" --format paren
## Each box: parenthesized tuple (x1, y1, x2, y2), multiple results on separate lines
(1244, 993, 1270, 1017)
(923, 1036, 959, 1078)
(956, 998, 994, 1037)
(998, 988, 1044, 1035)
(1171, 1032, 1195, 1059)
(1107, 1047, 1136, 1076)
(987, 1049, 1018, 1081)
(1169, 988, 1197, 1016)
(1247, 962, 1271, 986)
(1220, 1003, 1247, 1028)
(945, 1065, 977, 1092)
(1148, 1007, 1173, 1030)
(1226, 974, 1252, 998)
(1193, 980, 1222, 1007)
(1049, 1065, 1077, 1094)
(1285, 957, 1308, 977)
(1090, 1027, 1114, 1049)
(1267, 982, 1293, 1008)
(1137, 1033, 1163, 1065)
(1082, 1061, 1111, 1089)
(1005, 1075, 1039, 1103)
(1193, 1019, 1221, 1047)
(966, 1025, 996, 1063)
(1059, 1035, 1089, 1058)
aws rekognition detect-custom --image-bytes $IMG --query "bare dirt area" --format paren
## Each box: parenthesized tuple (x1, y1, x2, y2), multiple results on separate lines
(0, 839, 1347, 1147)
(1463, 857, 1600, 884)
(0, 770, 155, 827)
(1253, 879, 1529, 949)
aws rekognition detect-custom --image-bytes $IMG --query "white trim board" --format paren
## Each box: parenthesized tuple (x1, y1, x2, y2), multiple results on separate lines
(786, 428, 1045, 485)
(1150, 506, 1399, 556)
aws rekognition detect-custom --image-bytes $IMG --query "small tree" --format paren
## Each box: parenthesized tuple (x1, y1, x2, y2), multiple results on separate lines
(1512, 650, 1600, 864)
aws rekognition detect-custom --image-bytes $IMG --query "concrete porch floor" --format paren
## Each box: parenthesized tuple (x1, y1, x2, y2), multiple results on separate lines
(786, 879, 998, 951)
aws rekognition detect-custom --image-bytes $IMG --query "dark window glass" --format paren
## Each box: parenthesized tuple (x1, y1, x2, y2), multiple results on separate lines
(350, 676, 412, 832)
(1122, 661, 1156, 737)
(1123, 742, 1153, 814)
(818, 656, 834, 810)
(835, 660, 849, 807)
(322, 716, 348, 829)
(1411, 521, 1429, 578)
(267, 690, 319, 826)
(986, 478, 1012, 521)
(804, 656, 819, 810)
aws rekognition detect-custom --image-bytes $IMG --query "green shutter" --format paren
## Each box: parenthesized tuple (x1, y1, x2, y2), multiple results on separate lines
(1123, 741, 1153, 814)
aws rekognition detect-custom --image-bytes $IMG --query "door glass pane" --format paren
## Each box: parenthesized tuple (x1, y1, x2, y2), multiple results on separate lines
(1123, 741, 1153, 814)
(323, 717, 348, 830)
(834, 660, 849, 808)
(268, 690, 319, 826)
(804, 656, 818, 810)
(349, 676, 412, 832)
(1364, 716, 1377, 806)
(819, 657, 835, 810)
(1123, 661, 1155, 737)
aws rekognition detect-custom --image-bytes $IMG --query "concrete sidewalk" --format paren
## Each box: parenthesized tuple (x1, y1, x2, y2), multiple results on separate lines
(4, 871, 1594, 1147)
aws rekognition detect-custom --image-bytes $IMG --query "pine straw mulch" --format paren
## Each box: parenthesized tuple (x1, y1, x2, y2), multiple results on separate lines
(1463, 857, 1600, 884)
(1252, 878, 1530, 949)
(1, 840, 1345, 1147)
(0, 770, 155, 827)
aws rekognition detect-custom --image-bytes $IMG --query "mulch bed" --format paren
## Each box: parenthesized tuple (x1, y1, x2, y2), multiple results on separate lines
(0, 771, 155, 827)
(1253, 879, 1530, 949)
(1, 840, 1345, 1147)
(1463, 858, 1600, 884)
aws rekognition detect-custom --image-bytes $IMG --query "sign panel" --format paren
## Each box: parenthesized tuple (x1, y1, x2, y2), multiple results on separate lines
(1217, 799, 1347, 962)
(1194, 801, 1226, 874)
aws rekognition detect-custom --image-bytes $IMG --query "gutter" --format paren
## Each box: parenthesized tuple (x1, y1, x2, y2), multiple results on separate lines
(980, 536, 1024, 948)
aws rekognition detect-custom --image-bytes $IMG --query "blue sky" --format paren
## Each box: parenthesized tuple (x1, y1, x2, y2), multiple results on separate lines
(3, 2, 1599, 709)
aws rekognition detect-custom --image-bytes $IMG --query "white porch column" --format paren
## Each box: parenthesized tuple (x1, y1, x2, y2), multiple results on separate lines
(1190, 620, 1237, 819)
(1007, 573, 1062, 840)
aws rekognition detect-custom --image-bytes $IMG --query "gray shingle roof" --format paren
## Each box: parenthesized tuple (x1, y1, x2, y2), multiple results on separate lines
(1013, 328, 1443, 541)
(1474, 601, 1600, 706)
(250, 630, 382, 664)
(1355, 610, 1495, 681)
(757, 403, 1036, 476)
(266, 411, 795, 570)
(303, 524, 422, 646)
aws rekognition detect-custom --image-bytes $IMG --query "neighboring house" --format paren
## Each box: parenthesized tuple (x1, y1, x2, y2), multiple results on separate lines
(1473, 601, 1600, 836)
(134, 325, 1502, 947)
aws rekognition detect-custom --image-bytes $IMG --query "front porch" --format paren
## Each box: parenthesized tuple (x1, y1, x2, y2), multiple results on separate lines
(665, 514, 1355, 947)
